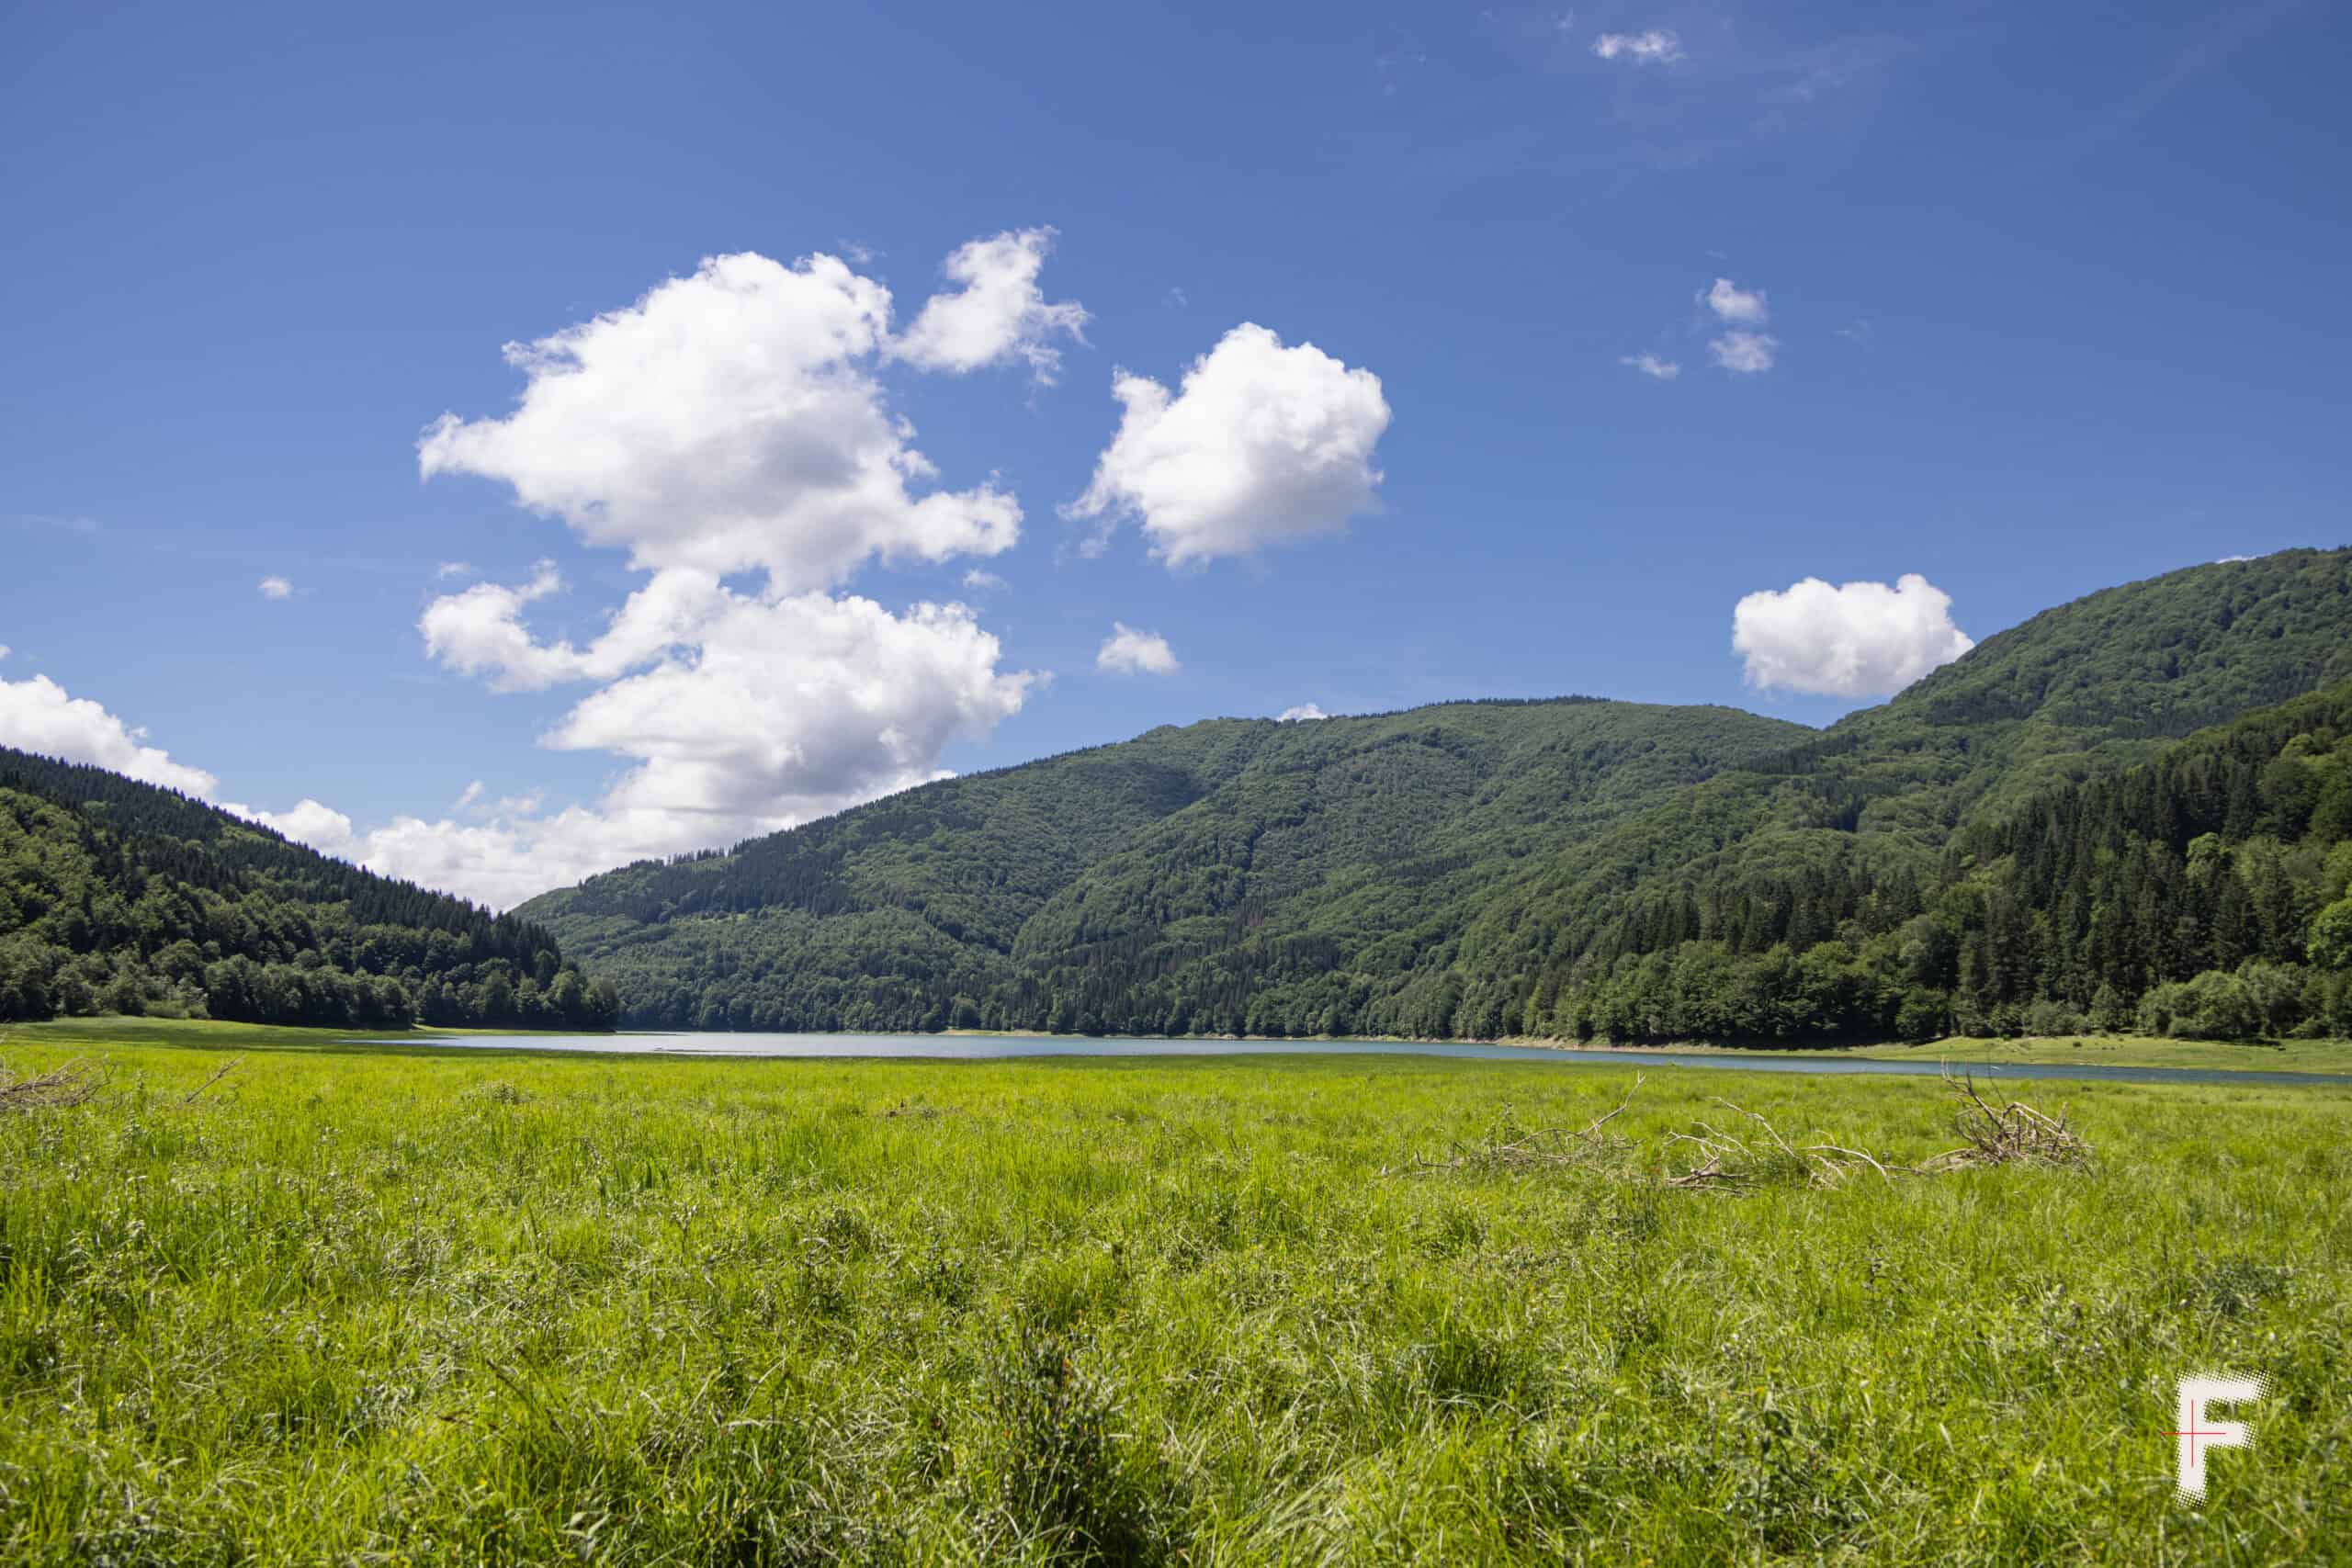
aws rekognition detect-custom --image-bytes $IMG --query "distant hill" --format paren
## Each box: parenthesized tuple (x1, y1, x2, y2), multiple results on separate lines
(522, 547, 2352, 1043)
(0, 750, 616, 1028)
(521, 699, 1813, 1032)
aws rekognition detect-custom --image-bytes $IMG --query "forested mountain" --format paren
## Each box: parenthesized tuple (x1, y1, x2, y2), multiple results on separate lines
(525, 547, 2352, 1043)
(524, 699, 1815, 1031)
(0, 749, 618, 1028)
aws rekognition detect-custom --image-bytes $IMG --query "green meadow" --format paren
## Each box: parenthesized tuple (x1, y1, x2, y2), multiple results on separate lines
(2, 1023, 2347, 1564)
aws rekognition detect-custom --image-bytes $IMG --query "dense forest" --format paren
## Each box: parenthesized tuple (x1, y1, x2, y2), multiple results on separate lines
(523, 548, 2352, 1044)
(0, 749, 618, 1029)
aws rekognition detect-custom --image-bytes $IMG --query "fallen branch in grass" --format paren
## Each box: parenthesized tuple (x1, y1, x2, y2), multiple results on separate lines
(1661, 1098, 1897, 1192)
(180, 1055, 243, 1106)
(1917, 1069, 2092, 1171)
(1393, 1077, 1645, 1174)
(0, 1058, 107, 1114)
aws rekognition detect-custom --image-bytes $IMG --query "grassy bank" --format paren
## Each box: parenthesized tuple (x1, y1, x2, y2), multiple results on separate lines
(1519, 1032, 2352, 1077)
(0, 1015, 604, 1053)
(1844, 1033, 2352, 1074)
(1, 1030, 2346, 1563)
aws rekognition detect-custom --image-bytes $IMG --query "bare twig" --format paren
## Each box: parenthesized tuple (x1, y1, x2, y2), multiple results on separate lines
(179, 1055, 243, 1106)
(1394, 1077, 1647, 1175)
(1664, 1101, 1898, 1192)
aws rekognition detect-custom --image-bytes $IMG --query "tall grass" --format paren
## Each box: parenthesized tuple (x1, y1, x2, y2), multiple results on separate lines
(0, 1030, 2344, 1563)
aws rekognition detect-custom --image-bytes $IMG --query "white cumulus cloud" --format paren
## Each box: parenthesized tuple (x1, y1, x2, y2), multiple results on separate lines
(1068, 323, 1391, 567)
(1096, 623, 1180, 676)
(0, 673, 220, 795)
(546, 591, 1035, 823)
(398, 569, 1038, 904)
(417, 247, 1027, 593)
(1592, 29, 1682, 62)
(889, 227, 1089, 383)
(1703, 277, 1769, 324)
(419, 561, 726, 693)
(1277, 703, 1329, 721)
(251, 588, 1035, 909)
(369, 236, 1065, 904)
(961, 568, 1006, 592)
(1710, 330, 1779, 374)
(257, 575, 294, 600)
(1620, 353, 1681, 380)
(1732, 573, 1975, 696)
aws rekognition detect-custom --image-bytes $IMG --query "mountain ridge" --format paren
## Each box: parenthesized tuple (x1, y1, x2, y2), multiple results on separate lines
(520, 547, 2352, 1041)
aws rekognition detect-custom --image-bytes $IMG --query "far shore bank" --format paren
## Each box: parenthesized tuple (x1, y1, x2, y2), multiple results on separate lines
(11, 1015, 2348, 1077)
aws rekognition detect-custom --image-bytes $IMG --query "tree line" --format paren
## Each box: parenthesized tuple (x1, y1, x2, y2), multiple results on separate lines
(0, 749, 617, 1029)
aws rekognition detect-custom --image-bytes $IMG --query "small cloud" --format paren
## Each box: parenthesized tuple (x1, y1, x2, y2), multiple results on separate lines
(257, 575, 295, 600)
(1592, 28, 1682, 63)
(0, 646, 10, 661)
(2216, 554, 2256, 563)
(889, 227, 1090, 385)
(1703, 277, 1769, 324)
(1097, 623, 1181, 676)
(1277, 703, 1329, 721)
(1620, 353, 1681, 380)
(1835, 319, 1874, 345)
(1710, 331, 1779, 374)
(839, 240, 877, 265)
(961, 568, 1007, 592)
(1165, 287, 1189, 309)
(435, 560, 475, 580)
(453, 780, 485, 813)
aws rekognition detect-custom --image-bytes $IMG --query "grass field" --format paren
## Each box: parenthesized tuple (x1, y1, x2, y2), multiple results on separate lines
(2, 1024, 2347, 1563)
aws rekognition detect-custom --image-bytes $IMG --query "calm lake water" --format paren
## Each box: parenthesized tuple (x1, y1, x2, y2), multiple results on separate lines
(356, 1032, 2352, 1089)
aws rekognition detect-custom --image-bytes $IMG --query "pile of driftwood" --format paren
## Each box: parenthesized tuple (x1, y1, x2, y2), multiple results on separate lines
(1915, 1069, 2093, 1173)
(0, 1057, 107, 1114)
(1398, 1067, 2091, 1193)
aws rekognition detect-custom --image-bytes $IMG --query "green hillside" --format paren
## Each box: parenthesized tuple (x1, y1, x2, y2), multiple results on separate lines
(522, 699, 1814, 1031)
(0, 749, 616, 1029)
(523, 548, 2352, 1043)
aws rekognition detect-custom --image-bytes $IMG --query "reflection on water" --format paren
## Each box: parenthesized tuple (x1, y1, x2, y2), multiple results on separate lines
(353, 1032, 2352, 1089)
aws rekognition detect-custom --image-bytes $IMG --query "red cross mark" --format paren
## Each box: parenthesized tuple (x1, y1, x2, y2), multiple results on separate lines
(2169, 1401, 2230, 1466)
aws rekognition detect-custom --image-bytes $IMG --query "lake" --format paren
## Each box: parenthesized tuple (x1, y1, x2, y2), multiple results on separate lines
(359, 1032, 2352, 1088)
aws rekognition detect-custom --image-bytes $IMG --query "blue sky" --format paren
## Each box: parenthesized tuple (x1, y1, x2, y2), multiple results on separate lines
(3, 0, 2345, 908)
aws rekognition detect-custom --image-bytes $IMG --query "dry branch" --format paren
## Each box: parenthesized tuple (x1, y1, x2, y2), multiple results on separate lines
(1917, 1069, 2092, 1170)
(0, 1057, 107, 1114)
(1394, 1076, 1646, 1174)
(180, 1055, 243, 1106)
(1662, 1100, 1898, 1192)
